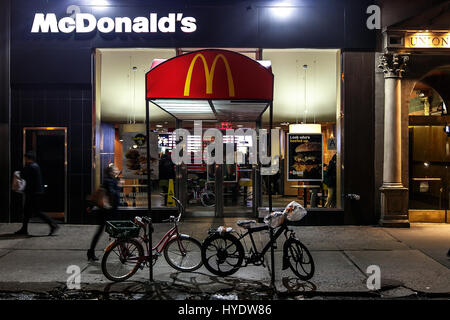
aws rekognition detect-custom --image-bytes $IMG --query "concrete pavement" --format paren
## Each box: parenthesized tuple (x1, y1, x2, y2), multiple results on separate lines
(0, 220, 448, 299)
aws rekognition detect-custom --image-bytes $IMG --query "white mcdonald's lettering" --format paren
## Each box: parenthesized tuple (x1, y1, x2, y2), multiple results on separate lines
(184, 54, 235, 97)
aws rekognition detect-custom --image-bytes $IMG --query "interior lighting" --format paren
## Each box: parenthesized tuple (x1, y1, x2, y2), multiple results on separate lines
(289, 123, 321, 134)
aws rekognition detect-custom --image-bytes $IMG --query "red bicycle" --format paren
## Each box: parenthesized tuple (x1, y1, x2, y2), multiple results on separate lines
(101, 197, 203, 282)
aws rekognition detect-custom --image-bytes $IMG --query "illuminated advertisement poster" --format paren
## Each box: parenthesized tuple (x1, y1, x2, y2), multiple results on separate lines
(287, 133, 323, 181)
(122, 132, 159, 180)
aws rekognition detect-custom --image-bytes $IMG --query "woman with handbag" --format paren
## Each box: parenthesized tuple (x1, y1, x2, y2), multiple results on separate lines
(87, 164, 121, 261)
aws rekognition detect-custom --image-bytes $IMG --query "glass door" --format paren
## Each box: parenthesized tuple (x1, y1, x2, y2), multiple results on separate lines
(409, 125, 449, 223)
(23, 127, 67, 222)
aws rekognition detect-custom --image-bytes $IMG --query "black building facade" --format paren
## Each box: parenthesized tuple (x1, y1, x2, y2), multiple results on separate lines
(0, 0, 379, 224)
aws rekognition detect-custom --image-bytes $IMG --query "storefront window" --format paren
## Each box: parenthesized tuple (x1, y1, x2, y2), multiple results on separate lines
(261, 49, 342, 209)
(94, 49, 177, 209)
(94, 48, 342, 213)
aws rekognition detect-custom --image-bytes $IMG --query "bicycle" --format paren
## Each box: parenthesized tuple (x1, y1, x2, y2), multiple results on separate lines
(200, 207, 315, 280)
(101, 197, 203, 282)
(187, 177, 215, 207)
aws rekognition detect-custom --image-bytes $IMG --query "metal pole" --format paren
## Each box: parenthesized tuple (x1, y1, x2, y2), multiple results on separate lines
(269, 102, 275, 286)
(269, 102, 273, 213)
(145, 101, 153, 282)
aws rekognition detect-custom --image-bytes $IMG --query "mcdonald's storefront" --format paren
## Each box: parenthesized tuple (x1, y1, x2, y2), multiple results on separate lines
(2, 0, 379, 225)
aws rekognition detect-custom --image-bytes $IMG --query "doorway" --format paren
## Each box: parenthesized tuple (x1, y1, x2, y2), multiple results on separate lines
(23, 128, 67, 222)
(408, 76, 450, 223)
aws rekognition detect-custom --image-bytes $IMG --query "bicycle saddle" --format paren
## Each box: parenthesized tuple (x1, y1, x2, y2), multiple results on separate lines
(134, 216, 146, 227)
(236, 220, 257, 229)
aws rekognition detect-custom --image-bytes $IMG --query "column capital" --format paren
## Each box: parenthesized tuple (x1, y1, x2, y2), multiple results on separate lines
(378, 53, 409, 79)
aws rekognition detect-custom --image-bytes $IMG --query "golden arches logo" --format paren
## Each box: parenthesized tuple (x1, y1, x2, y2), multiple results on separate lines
(184, 53, 235, 97)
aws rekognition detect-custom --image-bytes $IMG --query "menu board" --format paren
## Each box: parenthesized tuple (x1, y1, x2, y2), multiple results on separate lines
(122, 132, 159, 180)
(287, 133, 323, 181)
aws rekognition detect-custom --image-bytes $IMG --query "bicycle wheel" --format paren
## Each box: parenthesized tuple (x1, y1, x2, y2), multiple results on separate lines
(283, 238, 315, 280)
(200, 191, 216, 207)
(101, 238, 144, 282)
(201, 233, 244, 276)
(164, 236, 203, 272)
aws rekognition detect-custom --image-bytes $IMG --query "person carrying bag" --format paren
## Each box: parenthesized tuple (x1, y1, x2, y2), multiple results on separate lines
(86, 164, 120, 261)
(14, 151, 59, 236)
(12, 171, 26, 193)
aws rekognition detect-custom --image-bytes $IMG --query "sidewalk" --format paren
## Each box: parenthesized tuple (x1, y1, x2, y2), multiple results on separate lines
(0, 220, 448, 299)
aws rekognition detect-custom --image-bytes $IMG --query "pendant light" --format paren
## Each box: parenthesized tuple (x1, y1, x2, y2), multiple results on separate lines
(290, 64, 321, 133)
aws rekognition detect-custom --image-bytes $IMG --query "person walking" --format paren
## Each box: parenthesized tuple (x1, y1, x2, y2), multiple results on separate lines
(159, 149, 175, 206)
(87, 164, 121, 261)
(15, 151, 59, 236)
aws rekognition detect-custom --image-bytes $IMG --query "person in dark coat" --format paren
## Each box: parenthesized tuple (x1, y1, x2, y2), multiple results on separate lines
(15, 151, 59, 236)
(87, 164, 121, 261)
(159, 149, 175, 206)
(324, 154, 337, 208)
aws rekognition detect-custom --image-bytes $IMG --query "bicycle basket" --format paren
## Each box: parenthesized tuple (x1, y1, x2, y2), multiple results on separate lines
(263, 211, 285, 228)
(105, 220, 140, 238)
(283, 201, 307, 222)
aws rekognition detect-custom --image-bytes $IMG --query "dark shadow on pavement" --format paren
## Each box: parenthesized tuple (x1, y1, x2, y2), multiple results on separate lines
(94, 271, 278, 299)
(0, 233, 48, 240)
(280, 277, 317, 293)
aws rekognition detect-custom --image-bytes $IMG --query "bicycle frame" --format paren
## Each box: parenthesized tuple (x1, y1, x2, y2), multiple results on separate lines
(138, 223, 186, 261)
(235, 223, 291, 263)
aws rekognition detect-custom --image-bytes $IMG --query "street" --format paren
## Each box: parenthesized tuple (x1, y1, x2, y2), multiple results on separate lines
(0, 220, 448, 300)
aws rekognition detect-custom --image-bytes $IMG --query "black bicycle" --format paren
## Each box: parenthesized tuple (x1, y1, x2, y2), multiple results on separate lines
(201, 214, 315, 280)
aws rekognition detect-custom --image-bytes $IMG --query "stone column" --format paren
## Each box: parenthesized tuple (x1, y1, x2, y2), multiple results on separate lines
(378, 53, 410, 227)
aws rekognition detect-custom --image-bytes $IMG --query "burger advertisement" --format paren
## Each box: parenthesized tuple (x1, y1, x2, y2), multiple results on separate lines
(287, 133, 323, 181)
(122, 132, 159, 180)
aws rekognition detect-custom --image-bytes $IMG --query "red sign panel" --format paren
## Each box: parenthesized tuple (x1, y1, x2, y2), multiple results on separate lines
(146, 49, 273, 100)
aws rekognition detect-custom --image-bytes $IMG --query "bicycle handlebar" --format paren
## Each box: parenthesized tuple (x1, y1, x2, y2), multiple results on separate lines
(171, 196, 184, 222)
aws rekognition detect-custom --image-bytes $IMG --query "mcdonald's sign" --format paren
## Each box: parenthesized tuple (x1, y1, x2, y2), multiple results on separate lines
(146, 49, 274, 100)
(184, 53, 235, 97)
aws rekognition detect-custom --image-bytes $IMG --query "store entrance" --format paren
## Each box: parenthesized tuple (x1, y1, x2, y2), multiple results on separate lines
(408, 76, 450, 223)
(184, 121, 257, 217)
(145, 49, 274, 219)
(23, 128, 67, 222)
(176, 121, 257, 218)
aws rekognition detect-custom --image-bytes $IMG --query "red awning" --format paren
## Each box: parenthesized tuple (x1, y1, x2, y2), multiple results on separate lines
(146, 49, 273, 101)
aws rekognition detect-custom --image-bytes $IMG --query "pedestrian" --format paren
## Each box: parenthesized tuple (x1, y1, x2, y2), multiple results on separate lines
(14, 151, 59, 236)
(323, 153, 337, 208)
(159, 149, 175, 206)
(87, 164, 121, 261)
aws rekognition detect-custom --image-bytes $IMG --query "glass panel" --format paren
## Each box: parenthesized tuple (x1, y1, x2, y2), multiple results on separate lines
(261, 49, 341, 209)
(409, 82, 447, 116)
(24, 128, 67, 221)
(409, 125, 449, 210)
(95, 48, 177, 209)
